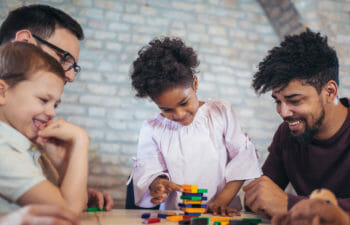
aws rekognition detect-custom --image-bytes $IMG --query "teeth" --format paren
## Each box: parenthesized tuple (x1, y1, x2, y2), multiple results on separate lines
(289, 120, 301, 126)
(33, 119, 46, 127)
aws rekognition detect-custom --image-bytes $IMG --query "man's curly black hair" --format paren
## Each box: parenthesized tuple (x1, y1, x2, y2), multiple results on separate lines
(252, 29, 339, 95)
(131, 37, 199, 100)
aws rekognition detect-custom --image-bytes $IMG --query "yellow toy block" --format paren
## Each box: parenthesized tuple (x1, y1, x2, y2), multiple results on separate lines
(183, 200, 203, 204)
(220, 222, 229, 225)
(182, 184, 198, 193)
(166, 215, 183, 222)
(212, 216, 232, 222)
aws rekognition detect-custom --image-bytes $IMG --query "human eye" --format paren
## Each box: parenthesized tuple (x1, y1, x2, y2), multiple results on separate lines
(289, 99, 301, 105)
(180, 101, 188, 106)
(162, 108, 172, 112)
(39, 97, 48, 103)
(274, 99, 281, 104)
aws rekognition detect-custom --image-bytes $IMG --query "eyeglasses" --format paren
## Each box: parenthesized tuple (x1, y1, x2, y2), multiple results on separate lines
(32, 34, 81, 74)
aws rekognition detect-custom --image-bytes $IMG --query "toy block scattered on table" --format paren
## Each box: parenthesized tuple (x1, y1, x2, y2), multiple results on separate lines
(192, 217, 209, 225)
(141, 213, 151, 219)
(178, 220, 191, 225)
(212, 216, 233, 222)
(166, 215, 184, 222)
(142, 218, 161, 224)
(241, 218, 262, 223)
(229, 220, 258, 225)
(86, 207, 106, 212)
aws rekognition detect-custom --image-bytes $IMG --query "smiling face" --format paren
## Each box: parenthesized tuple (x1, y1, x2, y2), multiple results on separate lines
(153, 81, 201, 126)
(272, 79, 326, 143)
(0, 70, 64, 140)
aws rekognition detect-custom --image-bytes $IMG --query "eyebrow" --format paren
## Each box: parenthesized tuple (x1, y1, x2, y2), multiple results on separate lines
(159, 96, 189, 110)
(271, 93, 302, 100)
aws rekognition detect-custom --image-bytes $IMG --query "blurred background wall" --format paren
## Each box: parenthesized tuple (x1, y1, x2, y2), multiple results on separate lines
(1, 0, 350, 208)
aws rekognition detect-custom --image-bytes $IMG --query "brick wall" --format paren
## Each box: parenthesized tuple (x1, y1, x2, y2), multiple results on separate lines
(1, 0, 349, 208)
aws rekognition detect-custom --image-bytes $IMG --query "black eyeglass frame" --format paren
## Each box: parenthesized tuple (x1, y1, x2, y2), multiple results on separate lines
(32, 34, 81, 74)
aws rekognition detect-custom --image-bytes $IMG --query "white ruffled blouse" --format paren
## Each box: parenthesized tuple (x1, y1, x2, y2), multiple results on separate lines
(132, 99, 262, 209)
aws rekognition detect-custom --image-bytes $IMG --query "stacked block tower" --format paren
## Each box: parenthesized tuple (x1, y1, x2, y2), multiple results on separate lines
(179, 185, 208, 216)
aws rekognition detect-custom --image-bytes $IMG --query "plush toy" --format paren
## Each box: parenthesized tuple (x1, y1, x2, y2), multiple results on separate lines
(272, 189, 350, 225)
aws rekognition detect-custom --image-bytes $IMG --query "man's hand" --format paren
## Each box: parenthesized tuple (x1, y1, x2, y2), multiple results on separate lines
(87, 189, 114, 211)
(149, 177, 182, 205)
(272, 198, 350, 225)
(243, 176, 288, 217)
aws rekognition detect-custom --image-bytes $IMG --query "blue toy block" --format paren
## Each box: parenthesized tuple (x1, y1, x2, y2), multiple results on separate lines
(141, 213, 151, 219)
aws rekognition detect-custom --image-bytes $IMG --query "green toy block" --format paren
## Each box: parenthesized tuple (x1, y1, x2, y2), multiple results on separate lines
(197, 189, 208, 193)
(180, 195, 202, 201)
(242, 218, 262, 223)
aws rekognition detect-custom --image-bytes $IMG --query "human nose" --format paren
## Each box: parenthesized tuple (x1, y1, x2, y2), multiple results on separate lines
(65, 69, 75, 82)
(45, 105, 56, 119)
(173, 108, 186, 120)
(277, 102, 293, 118)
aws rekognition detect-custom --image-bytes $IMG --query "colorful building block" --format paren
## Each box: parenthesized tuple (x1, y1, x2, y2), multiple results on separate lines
(181, 208, 206, 213)
(197, 189, 208, 193)
(182, 184, 198, 193)
(212, 216, 233, 222)
(142, 218, 161, 224)
(183, 200, 203, 204)
(178, 203, 207, 208)
(141, 213, 151, 219)
(229, 220, 258, 225)
(166, 215, 184, 222)
(180, 196, 207, 201)
(157, 213, 168, 219)
(182, 192, 203, 197)
(192, 217, 209, 225)
(241, 218, 262, 223)
(184, 212, 202, 216)
(178, 220, 191, 225)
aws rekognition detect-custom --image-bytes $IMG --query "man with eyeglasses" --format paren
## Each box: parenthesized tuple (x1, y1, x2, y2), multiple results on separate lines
(0, 4, 114, 220)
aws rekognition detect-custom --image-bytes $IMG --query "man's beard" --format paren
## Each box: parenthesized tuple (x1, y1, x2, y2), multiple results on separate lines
(288, 106, 325, 145)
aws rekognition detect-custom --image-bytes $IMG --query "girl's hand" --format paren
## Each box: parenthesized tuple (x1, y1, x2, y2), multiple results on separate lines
(207, 199, 240, 217)
(149, 177, 182, 205)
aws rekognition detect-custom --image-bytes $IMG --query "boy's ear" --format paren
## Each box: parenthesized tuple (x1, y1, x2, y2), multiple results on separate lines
(14, 29, 37, 45)
(0, 80, 8, 105)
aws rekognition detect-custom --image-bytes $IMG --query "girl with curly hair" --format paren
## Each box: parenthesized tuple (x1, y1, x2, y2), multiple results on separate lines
(130, 37, 261, 215)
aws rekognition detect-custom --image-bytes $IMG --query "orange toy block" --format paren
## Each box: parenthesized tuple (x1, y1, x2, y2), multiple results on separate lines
(183, 200, 203, 204)
(166, 215, 183, 222)
(182, 184, 198, 193)
(212, 216, 232, 222)
(181, 208, 206, 213)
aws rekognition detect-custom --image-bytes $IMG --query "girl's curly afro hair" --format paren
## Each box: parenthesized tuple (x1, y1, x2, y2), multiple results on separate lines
(131, 37, 199, 99)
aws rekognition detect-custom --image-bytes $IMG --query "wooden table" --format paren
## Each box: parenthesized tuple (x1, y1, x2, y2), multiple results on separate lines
(81, 209, 271, 225)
